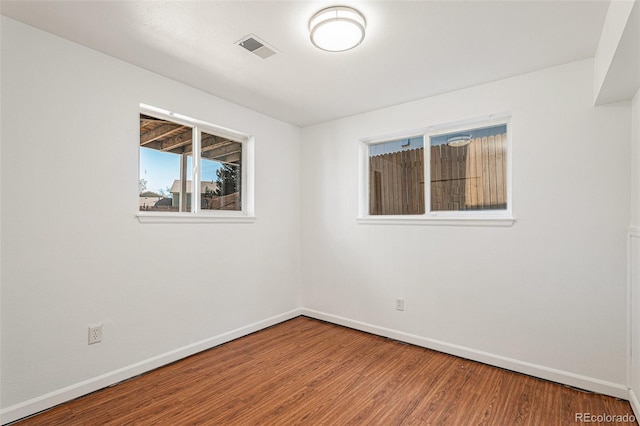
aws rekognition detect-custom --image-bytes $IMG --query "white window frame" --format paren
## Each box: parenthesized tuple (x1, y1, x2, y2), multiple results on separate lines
(358, 114, 514, 227)
(137, 104, 255, 224)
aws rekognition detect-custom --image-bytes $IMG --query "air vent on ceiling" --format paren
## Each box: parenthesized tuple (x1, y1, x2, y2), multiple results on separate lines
(237, 34, 279, 59)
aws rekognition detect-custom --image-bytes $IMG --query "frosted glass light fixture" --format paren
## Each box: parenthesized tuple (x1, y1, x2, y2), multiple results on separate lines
(447, 135, 472, 147)
(309, 6, 366, 52)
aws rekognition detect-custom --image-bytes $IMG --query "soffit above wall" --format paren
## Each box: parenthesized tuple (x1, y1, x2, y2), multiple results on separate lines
(594, 0, 640, 105)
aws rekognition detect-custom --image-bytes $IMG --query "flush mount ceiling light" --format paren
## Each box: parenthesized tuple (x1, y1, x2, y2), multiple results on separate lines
(309, 6, 366, 52)
(447, 135, 472, 147)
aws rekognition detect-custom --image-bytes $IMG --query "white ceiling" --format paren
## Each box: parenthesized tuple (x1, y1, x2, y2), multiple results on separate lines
(0, 1, 609, 127)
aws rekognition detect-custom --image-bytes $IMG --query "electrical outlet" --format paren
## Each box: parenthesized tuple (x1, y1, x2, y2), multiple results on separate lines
(88, 324, 103, 345)
(396, 298, 404, 311)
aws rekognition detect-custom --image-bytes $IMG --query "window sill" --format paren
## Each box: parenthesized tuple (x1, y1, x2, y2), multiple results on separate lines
(136, 212, 256, 224)
(356, 215, 515, 227)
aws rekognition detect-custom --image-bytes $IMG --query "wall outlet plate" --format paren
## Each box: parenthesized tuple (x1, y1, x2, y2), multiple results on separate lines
(88, 324, 103, 345)
(396, 298, 405, 311)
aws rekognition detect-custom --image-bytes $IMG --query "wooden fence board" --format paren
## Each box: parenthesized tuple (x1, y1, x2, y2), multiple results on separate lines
(488, 136, 497, 207)
(475, 137, 484, 208)
(495, 134, 505, 206)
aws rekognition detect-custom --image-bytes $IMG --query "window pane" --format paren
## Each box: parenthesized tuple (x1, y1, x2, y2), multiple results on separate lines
(369, 137, 425, 215)
(430, 124, 507, 212)
(139, 114, 192, 212)
(200, 131, 242, 211)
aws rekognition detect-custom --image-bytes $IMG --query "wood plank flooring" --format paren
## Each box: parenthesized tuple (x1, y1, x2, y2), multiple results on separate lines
(13, 316, 637, 425)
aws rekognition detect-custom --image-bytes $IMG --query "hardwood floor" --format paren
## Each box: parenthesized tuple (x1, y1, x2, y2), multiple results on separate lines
(13, 316, 637, 425)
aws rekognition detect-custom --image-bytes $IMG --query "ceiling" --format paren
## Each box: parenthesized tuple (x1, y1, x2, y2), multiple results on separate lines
(0, 1, 609, 127)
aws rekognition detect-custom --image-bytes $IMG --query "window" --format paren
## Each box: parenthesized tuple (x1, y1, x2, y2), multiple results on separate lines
(369, 136, 425, 215)
(138, 105, 253, 223)
(361, 118, 512, 226)
(430, 124, 508, 212)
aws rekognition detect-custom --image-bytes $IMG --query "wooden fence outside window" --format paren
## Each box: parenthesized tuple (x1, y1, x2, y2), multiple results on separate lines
(369, 133, 507, 215)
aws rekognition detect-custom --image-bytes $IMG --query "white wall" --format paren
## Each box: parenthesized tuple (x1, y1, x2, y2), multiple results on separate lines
(0, 16, 301, 419)
(630, 89, 640, 417)
(301, 59, 631, 397)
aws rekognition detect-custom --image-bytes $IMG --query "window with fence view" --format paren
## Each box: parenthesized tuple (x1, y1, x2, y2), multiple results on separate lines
(368, 123, 508, 215)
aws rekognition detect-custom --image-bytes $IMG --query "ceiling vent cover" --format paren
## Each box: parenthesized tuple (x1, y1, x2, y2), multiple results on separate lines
(237, 34, 279, 59)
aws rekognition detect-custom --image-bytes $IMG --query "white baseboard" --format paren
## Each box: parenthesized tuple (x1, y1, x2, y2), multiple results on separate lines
(630, 389, 640, 420)
(301, 308, 630, 400)
(0, 309, 302, 425)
